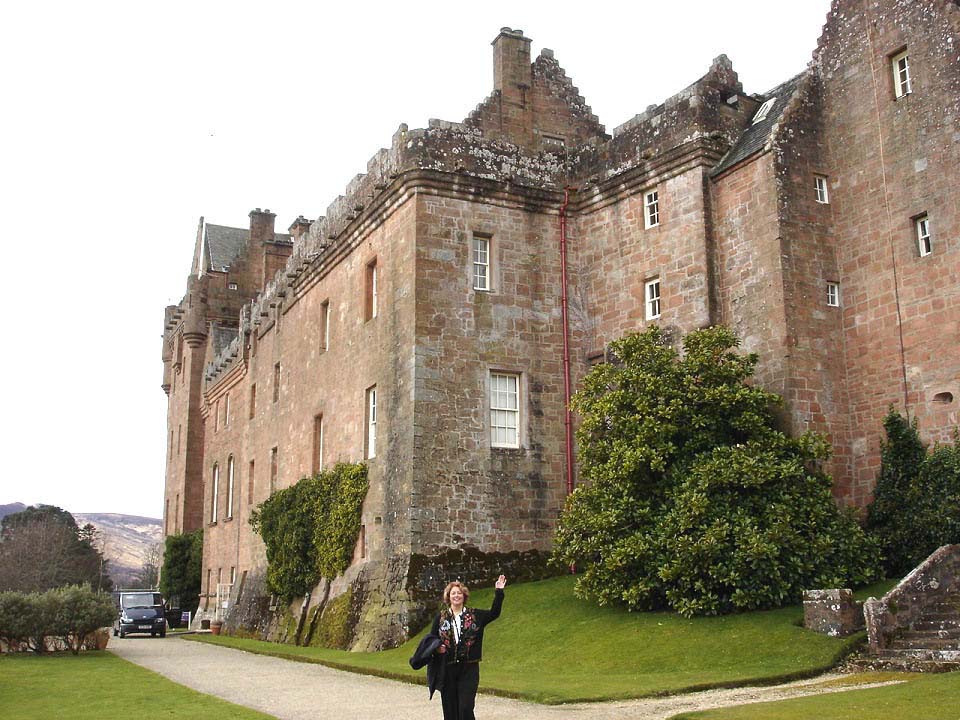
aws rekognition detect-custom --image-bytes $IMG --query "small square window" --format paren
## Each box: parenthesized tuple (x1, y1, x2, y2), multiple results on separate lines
(752, 97, 777, 124)
(644, 191, 659, 229)
(892, 51, 912, 98)
(228, 282, 238, 291)
(916, 215, 932, 257)
(645, 278, 661, 320)
(827, 281, 841, 307)
(472, 235, 491, 291)
(815, 175, 829, 204)
(490, 372, 520, 448)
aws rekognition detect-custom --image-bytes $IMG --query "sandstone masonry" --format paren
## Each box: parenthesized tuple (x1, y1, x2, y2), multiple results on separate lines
(161, 4, 960, 648)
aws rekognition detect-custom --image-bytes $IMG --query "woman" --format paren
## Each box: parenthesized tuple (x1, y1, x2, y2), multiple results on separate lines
(431, 574, 506, 720)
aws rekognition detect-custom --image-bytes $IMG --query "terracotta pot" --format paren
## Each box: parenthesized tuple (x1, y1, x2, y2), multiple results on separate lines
(210, 620, 223, 636)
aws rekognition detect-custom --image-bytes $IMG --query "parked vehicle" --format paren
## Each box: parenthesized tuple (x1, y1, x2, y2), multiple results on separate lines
(113, 590, 167, 638)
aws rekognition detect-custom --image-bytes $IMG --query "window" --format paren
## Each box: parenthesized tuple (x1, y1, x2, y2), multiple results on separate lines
(365, 259, 378, 321)
(312, 414, 324, 475)
(473, 235, 490, 291)
(249, 384, 256, 419)
(541, 134, 565, 149)
(270, 447, 278, 494)
(916, 215, 932, 257)
(224, 393, 230, 427)
(827, 281, 841, 307)
(644, 190, 659, 229)
(320, 300, 330, 351)
(228, 282, 238, 291)
(892, 50, 911, 98)
(366, 387, 377, 459)
(214, 400, 219, 431)
(230, 566, 237, 585)
(359, 524, 366, 559)
(273, 363, 281, 403)
(815, 175, 829, 204)
(211, 463, 219, 523)
(226, 456, 235, 519)
(177, 425, 181, 454)
(752, 97, 776, 123)
(248, 460, 255, 504)
(645, 278, 661, 320)
(490, 372, 520, 448)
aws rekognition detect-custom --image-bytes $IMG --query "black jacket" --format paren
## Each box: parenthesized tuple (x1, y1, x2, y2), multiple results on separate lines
(409, 632, 444, 699)
(430, 588, 504, 664)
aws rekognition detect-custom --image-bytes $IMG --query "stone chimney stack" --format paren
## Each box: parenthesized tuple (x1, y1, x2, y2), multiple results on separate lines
(492, 27, 534, 147)
(249, 208, 277, 292)
(249, 208, 277, 246)
(288, 215, 312, 241)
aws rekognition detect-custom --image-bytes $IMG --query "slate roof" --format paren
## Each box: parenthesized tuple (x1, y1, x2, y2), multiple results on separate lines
(203, 224, 293, 272)
(711, 71, 807, 177)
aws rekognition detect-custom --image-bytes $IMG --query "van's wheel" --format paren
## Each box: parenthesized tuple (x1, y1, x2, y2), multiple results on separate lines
(159, 629, 166, 638)
(119, 629, 126, 639)
(151, 631, 156, 637)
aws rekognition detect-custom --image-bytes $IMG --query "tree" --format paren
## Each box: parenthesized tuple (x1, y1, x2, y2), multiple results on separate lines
(134, 542, 163, 589)
(0, 506, 112, 593)
(552, 326, 879, 616)
(866, 410, 960, 576)
(160, 530, 202, 612)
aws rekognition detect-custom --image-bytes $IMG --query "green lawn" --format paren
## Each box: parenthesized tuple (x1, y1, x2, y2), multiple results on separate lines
(189, 575, 895, 704)
(669, 672, 960, 720)
(0, 652, 274, 720)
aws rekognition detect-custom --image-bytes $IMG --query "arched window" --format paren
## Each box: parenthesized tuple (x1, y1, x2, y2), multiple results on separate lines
(211, 463, 219, 523)
(226, 456, 235, 519)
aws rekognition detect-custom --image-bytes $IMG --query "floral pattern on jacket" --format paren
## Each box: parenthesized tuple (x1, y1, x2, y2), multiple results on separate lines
(438, 608, 478, 661)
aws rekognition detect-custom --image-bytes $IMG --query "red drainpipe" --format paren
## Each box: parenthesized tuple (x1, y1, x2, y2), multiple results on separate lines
(559, 188, 575, 499)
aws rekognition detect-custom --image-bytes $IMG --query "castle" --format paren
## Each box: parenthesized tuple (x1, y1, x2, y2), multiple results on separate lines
(162, 0, 959, 648)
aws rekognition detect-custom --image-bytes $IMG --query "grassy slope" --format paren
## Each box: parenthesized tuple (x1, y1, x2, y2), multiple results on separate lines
(190, 575, 895, 704)
(670, 672, 960, 720)
(0, 652, 274, 720)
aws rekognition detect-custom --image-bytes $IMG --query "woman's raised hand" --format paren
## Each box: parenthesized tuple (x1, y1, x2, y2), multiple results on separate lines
(494, 575, 507, 589)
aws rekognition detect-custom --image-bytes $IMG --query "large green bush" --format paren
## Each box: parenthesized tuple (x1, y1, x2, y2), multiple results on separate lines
(250, 463, 368, 601)
(54, 585, 116, 654)
(552, 326, 879, 616)
(0, 587, 115, 654)
(160, 529, 203, 612)
(866, 411, 960, 576)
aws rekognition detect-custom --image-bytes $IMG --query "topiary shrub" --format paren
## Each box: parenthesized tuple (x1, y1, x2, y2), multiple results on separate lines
(866, 411, 960, 576)
(552, 326, 879, 616)
(250, 463, 368, 602)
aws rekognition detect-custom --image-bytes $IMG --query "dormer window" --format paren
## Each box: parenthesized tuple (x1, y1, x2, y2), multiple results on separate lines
(752, 97, 776, 124)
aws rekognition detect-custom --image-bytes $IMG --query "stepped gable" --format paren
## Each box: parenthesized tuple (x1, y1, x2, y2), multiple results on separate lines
(712, 71, 809, 177)
(572, 55, 753, 185)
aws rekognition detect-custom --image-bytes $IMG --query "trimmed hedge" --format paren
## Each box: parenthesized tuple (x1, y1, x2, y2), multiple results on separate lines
(0, 585, 115, 654)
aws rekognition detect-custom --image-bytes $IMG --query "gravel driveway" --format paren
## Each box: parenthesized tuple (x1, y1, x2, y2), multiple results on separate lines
(110, 635, 901, 720)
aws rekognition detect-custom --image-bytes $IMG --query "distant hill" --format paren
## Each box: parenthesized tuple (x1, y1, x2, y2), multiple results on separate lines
(0, 502, 27, 522)
(2, 503, 162, 587)
(75, 513, 163, 587)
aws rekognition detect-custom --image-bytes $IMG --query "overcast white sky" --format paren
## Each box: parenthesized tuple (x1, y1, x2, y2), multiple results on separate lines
(0, 0, 833, 517)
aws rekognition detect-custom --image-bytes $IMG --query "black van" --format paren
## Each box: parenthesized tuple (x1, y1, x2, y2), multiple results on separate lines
(113, 591, 167, 638)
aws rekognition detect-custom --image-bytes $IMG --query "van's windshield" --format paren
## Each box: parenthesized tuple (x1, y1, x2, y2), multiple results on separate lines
(121, 593, 162, 609)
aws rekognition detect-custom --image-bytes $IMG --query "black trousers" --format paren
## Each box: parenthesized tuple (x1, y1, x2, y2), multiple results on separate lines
(440, 661, 480, 720)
